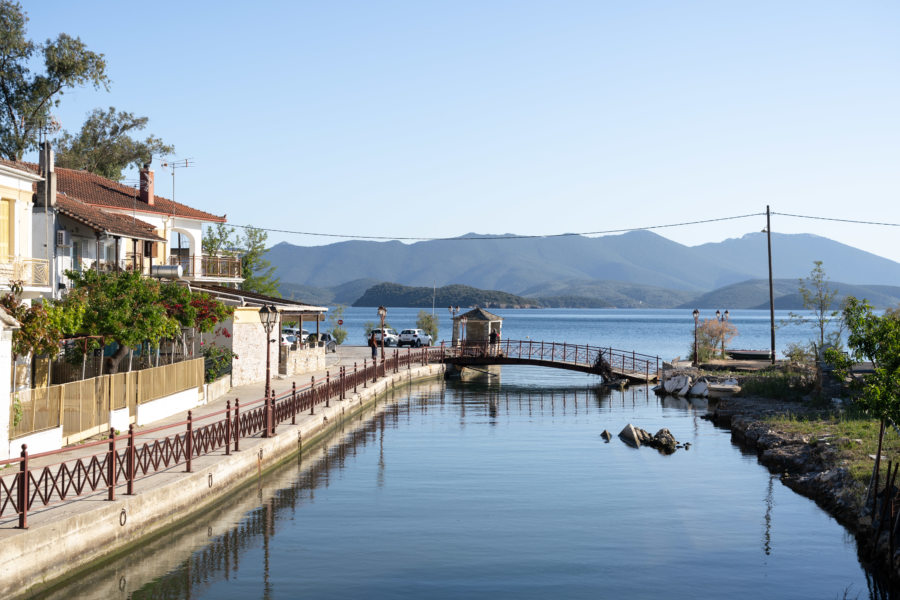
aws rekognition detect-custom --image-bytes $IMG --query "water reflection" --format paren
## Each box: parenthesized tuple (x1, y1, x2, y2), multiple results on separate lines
(32, 378, 898, 600)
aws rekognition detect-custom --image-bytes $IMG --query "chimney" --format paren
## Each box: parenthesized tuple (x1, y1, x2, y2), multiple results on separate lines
(37, 142, 57, 207)
(140, 163, 154, 206)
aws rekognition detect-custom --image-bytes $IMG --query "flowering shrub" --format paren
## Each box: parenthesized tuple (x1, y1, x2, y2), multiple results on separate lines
(203, 345, 237, 383)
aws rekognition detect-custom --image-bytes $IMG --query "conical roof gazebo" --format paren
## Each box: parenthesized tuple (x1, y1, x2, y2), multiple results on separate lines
(452, 307, 503, 346)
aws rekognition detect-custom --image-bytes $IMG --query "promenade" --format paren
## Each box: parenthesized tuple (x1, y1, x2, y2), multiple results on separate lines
(0, 345, 444, 599)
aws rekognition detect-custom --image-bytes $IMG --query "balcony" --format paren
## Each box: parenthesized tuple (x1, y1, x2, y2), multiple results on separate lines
(0, 257, 50, 287)
(169, 254, 242, 280)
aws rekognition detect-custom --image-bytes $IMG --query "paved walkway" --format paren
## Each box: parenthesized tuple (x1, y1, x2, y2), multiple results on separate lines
(0, 345, 382, 531)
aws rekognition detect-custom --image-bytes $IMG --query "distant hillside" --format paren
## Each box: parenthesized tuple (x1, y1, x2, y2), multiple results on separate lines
(679, 279, 900, 310)
(353, 283, 542, 308)
(265, 231, 900, 295)
(521, 279, 695, 308)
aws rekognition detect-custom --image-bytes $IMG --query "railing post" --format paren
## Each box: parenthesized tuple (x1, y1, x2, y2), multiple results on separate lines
(326, 371, 331, 407)
(263, 390, 270, 439)
(186, 411, 193, 472)
(225, 400, 232, 455)
(108, 428, 116, 501)
(562, 343, 567, 362)
(271, 389, 277, 435)
(407, 347, 411, 370)
(310, 377, 316, 414)
(632, 350, 636, 370)
(127, 424, 135, 495)
(234, 399, 240, 452)
(363, 360, 367, 388)
(292, 382, 297, 423)
(18, 444, 29, 529)
(373, 359, 377, 383)
(354, 362, 358, 393)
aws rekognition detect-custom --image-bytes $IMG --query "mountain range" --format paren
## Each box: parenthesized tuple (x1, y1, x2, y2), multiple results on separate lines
(268, 231, 900, 308)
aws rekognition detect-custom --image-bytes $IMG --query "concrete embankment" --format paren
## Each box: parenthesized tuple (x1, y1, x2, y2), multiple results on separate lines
(0, 363, 444, 600)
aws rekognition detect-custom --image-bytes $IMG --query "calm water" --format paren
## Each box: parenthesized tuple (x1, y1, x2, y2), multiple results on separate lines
(43, 373, 893, 599)
(334, 306, 831, 361)
(38, 309, 888, 600)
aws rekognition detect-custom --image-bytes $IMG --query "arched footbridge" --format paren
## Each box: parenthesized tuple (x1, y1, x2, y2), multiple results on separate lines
(444, 340, 659, 383)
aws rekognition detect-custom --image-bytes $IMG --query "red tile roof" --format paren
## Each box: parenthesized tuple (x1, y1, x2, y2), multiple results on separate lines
(0, 159, 226, 222)
(56, 195, 167, 242)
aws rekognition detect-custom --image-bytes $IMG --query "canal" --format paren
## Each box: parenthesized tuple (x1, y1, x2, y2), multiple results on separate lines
(37, 367, 892, 599)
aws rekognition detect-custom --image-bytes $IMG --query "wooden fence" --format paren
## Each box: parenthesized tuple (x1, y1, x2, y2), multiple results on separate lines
(10, 359, 204, 441)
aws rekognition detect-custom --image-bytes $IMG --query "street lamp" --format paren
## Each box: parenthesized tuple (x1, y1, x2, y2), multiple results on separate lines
(692, 309, 700, 367)
(449, 305, 461, 346)
(377, 305, 387, 360)
(259, 304, 278, 437)
(717, 309, 730, 358)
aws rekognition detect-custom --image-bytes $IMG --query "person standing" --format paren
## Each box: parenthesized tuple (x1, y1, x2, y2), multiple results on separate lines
(369, 331, 378, 359)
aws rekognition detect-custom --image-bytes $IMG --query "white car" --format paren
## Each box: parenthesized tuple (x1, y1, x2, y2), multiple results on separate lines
(398, 329, 433, 347)
(370, 328, 399, 346)
(282, 327, 309, 342)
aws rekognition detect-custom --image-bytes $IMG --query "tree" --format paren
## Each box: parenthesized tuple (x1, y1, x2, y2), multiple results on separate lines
(416, 310, 439, 341)
(55, 107, 174, 180)
(826, 298, 900, 508)
(63, 270, 179, 373)
(0, 282, 70, 359)
(0, 1, 109, 160)
(327, 305, 347, 345)
(239, 226, 280, 296)
(786, 261, 843, 356)
(202, 222, 238, 257)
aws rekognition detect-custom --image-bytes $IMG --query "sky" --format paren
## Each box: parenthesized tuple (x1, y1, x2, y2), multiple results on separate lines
(18, 1, 900, 262)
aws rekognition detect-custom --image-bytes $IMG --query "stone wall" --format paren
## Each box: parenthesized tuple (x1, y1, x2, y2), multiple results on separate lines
(230, 308, 278, 387)
(0, 327, 13, 461)
(280, 344, 326, 377)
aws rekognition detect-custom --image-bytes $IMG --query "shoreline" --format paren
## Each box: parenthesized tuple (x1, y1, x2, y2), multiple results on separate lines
(705, 395, 897, 588)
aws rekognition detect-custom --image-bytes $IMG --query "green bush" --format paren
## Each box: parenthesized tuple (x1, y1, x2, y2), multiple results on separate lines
(202, 345, 237, 383)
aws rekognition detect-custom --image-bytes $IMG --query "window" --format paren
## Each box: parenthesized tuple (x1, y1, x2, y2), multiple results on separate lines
(0, 198, 13, 261)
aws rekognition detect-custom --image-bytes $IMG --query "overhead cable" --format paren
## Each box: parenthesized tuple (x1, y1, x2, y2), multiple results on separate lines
(231, 212, 765, 242)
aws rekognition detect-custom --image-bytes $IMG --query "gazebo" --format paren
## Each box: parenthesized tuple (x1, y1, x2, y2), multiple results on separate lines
(452, 307, 503, 347)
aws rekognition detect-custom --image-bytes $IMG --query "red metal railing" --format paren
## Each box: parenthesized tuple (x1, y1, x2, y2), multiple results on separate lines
(451, 339, 659, 378)
(0, 341, 655, 528)
(0, 346, 442, 528)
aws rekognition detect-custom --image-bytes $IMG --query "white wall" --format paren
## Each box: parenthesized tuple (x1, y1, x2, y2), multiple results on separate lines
(0, 327, 14, 461)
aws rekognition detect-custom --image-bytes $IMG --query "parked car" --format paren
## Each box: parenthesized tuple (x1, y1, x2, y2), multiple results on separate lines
(398, 328, 433, 347)
(282, 327, 309, 342)
(318, 332, 338, 353)
(371, 328, 399, 346)
(280, 334, 298, 346)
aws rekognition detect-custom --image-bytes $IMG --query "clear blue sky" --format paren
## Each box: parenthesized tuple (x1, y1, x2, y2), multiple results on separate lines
(20, 1, 900, 262)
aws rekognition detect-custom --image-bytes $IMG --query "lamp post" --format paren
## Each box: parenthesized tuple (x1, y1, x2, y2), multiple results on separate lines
(259, 304, 278, 437)
(377, 305, 387, 360)
(449, 305, 460, 346)
(716, 309, 730, 358)
(692, 309, 700, 367)
(460, 316, 467, 346)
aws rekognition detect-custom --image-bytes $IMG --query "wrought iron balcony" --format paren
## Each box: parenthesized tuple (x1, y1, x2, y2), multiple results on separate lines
(169, 254, 242, 279)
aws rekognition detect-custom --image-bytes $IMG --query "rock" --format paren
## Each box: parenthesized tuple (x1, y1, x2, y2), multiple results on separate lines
(618, 424, 643, 448)
(652, 428, 678, 454)
(601, 429, 612, 442)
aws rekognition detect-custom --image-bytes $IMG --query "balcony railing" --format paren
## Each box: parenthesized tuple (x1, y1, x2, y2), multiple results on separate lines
(0, 257, 50, 287)
(169, 254, 242, 279)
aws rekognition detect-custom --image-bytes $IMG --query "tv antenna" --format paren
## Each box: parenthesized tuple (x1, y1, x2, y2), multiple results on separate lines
(160, 158, 195, 214)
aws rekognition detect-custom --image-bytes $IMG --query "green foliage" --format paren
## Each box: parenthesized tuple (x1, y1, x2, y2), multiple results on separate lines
(64, 269, 177, 349)
(826, 297, 900, 424)
(306, 333, 318, 344)
(0, 282, 67, 358)
(202, 345, 237, 383)
(0, 1, 110, 160)
(416, 310, 439, 341)
(785, 261, 844, 355)
(239, 227, 280, 296)
(327, 305, 347, 345)
(202, 222, 239, 257)
(353, 282, 538, 308)
(783, 341, 816, 365)
(55, 107, 174, 180)
(159, 283, 232, 332)
(11, 394, 22, 427)
(739, 366, 816, 401)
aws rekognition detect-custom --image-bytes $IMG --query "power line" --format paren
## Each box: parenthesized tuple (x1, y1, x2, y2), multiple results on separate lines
(773, 212, 900, 228)
(230, 212, 765, 242)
